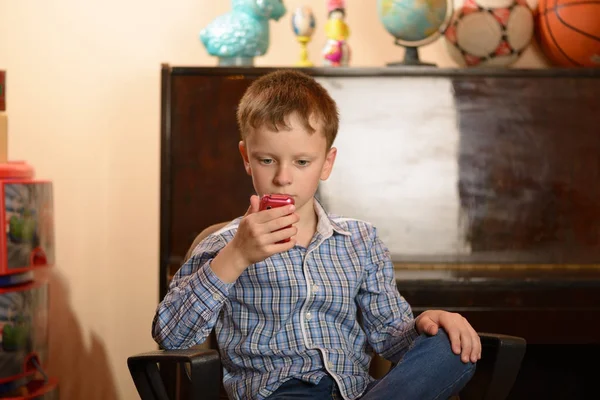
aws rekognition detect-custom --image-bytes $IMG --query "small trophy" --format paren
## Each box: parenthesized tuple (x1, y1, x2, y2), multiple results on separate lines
(291, 6, 316, 67)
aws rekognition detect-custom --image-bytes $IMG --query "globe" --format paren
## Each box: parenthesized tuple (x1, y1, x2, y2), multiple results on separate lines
(377, 0, 452, 66)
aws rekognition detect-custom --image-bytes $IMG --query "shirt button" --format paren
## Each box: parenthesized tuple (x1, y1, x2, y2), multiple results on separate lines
(328, 362, 334, 369)
(312, 285, 319, 293)
(305, 312, 312, 321)
(212, 293, 220, 301)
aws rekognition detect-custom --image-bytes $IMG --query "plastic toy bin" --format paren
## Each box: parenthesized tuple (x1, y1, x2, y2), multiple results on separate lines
(0, 162, 54, 276)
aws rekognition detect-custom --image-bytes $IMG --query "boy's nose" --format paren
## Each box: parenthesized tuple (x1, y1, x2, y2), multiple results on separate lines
(273, 167, 292, 186)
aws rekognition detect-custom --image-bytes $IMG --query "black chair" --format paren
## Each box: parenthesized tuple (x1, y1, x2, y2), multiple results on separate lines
(129, 223, 526, 400)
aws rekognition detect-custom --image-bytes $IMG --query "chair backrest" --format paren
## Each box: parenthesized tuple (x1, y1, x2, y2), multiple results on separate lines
(183, 221, 230, 262)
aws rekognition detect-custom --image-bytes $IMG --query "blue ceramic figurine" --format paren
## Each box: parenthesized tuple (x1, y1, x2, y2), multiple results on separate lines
(199, 0, 287, 66)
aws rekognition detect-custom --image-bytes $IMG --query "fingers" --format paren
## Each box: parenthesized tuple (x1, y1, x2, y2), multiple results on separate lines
(234, 198, 298, 266)
(239, 215, 298, 247)
(447, 316, 481, 363)
(447, 327, 462, 356)
(470, 328, 482, 363)
(459, 330, 473, 363)
(458, 329, 481, 363)
(255, 204, 296, 222)
(249, 225, 297, 248)
(458, 318, 481, 363)
(263, 239, 297, 255)
(266, 213, 300, 232)
(267, 225, 298, 244)
(246, 209, 298, 240)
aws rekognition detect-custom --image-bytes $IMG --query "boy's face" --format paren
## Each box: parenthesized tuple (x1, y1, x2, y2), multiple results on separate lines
(239, 112, 337, 216)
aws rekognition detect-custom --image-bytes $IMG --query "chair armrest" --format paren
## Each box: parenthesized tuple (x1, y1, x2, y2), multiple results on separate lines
(461, 333, 526, 400)
(127, 348, 221, 400)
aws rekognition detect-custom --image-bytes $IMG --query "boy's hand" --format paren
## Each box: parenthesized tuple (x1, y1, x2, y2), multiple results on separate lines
(210, 195, 299, 283)
(231, 195, 299, 266)
(415, 310, 481, 364)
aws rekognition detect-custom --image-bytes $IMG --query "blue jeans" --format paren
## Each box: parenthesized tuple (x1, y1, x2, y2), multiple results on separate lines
(266, 329, 476, 399)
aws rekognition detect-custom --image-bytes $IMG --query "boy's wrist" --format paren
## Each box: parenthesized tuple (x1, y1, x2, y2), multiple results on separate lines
(222, 241, 250, 272)
(210, 242, 250, 283)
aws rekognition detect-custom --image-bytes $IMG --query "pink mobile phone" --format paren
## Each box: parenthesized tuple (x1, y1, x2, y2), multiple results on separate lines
(259, 194, 295, 243)
(259, 194, 295, 211)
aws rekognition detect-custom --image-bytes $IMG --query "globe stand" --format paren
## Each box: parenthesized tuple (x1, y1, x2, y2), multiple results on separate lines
(387, 45, 436, 67)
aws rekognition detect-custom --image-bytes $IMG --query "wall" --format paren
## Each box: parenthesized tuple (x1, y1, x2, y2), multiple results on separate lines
(0, 0, 548, 398)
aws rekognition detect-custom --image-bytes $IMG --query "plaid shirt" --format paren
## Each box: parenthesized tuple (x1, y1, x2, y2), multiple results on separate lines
(153, 200, 418, 400)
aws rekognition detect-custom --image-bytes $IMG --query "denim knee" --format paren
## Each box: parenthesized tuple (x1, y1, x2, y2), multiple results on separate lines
(424, 328, 477, 378)
(361, 329, 477, 400)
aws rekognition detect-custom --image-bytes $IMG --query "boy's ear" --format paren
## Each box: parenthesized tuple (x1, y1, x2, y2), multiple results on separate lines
(320, 147, 337, 181)
(238, 141, 252, 176)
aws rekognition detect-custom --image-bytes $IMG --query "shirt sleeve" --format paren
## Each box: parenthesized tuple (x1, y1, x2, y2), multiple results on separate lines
(152, 234, 234, 349)
(355, 226, 420, 363)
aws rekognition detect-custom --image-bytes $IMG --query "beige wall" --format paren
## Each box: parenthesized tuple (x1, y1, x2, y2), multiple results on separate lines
(0, 0, 548, 399)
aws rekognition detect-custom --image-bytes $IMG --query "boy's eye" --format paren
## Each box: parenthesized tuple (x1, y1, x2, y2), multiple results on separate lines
(297, 160, 309, 166)
(259, 158, 273, 165)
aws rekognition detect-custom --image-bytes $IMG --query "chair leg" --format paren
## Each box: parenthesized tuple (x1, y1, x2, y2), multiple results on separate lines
(128, 361, 170, 400)
(160, 361, 179, 399)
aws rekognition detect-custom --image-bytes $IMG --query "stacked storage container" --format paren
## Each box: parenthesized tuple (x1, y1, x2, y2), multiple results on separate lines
(0, 71, 58, 399)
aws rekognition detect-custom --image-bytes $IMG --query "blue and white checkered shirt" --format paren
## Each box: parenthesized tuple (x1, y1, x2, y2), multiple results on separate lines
(153, 200, 418, 400)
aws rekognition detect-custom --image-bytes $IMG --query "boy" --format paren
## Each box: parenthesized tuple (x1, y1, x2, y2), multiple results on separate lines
(153, 70, 480, 400)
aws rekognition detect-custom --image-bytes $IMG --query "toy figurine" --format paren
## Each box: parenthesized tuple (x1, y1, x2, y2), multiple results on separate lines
(291, 6, 317, 67)
(322, 0, 350, 67)
(199, 0, 287, 66)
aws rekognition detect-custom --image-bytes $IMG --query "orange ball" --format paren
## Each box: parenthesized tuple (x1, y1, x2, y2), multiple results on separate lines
(536, 0, 600, 67)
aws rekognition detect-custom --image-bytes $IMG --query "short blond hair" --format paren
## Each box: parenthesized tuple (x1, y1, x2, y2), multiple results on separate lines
(236, 70, 339, 149)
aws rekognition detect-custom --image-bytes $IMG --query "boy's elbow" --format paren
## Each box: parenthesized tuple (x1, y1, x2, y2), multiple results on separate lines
(153, 335, 178, 350)
(152, 327, 185, 350)
(153, 333, 204, 351)
(152, 315, 180, 350)
(151, 317, 205, 350)
(151, 301, 213, 350)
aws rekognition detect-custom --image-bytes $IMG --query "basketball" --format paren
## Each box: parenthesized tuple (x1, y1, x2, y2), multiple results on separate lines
(536, 0, 600, 67)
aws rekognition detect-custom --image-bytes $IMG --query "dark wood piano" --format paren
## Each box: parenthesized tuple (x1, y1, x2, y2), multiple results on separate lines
(159, 65, 600, 399)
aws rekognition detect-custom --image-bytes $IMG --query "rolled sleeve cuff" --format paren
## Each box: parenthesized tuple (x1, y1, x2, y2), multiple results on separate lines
(407, 319, 421, 341)
(381, 319, 421, 362)
(191, 260, 233, 320)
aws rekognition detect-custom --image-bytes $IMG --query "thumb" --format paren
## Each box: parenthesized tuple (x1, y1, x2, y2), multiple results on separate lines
(418, 317, 439, 336)
(244, 195, 260, 217)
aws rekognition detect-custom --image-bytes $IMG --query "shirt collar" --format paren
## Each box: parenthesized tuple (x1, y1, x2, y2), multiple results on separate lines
(313, 197, 352, 238)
